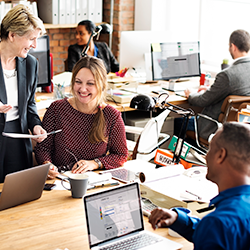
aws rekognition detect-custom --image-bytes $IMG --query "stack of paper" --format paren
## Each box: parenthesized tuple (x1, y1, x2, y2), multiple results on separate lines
(107, 90, 135, 104)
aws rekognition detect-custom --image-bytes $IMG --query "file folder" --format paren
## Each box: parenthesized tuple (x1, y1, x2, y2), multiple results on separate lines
(71, 0, 76, 24)
(65, 0, 71, 24)
(76, 0, 87, 23)
(94, 0, 103, 23)
(87, 0, 95, 22)
(38, 0, 58, 25)
(59, 0, 66, 25)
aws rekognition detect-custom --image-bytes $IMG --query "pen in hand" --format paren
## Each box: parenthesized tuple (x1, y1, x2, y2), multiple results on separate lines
(46, 129, 62, 136)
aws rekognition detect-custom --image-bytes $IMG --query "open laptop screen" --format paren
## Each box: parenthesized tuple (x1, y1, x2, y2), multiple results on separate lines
(84, 183, 144, 248)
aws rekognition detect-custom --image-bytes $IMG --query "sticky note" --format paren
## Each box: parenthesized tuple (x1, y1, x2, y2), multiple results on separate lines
(151, 43, 161, 52)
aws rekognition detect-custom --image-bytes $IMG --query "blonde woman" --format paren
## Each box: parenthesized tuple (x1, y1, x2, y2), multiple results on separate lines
(35, 56, 128, 179)
(0, 4, 47, 182)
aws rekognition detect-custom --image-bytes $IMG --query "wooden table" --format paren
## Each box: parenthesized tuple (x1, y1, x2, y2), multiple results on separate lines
(0, 183, 194, 250)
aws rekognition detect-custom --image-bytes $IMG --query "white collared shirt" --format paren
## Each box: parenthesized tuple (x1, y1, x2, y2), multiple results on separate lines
(3, 69, 19, 122)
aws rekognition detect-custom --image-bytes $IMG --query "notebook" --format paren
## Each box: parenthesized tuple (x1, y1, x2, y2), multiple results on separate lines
(84, 182, 182, 250)
(0, 163, 50, 211)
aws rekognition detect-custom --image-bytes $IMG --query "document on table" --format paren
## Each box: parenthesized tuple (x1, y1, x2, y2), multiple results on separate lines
(54, 171, 119, 190)
(2, 129, 62, 138)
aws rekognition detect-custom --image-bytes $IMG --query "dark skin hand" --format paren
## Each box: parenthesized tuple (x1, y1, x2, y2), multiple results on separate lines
(148, 208, 178, 230)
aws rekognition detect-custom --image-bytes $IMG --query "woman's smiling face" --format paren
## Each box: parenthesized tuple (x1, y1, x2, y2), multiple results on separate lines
(12, 29, 40, 58)
(73, 67, 98, 106)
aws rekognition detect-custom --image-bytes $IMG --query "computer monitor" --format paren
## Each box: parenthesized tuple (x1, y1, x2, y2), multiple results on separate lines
(29, 35, 51, 88)
(151, 41, 201, 81)
(119, 31, 173, 81)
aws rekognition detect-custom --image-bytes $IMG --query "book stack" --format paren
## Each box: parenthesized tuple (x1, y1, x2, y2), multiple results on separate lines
(107, 89, 135, 104)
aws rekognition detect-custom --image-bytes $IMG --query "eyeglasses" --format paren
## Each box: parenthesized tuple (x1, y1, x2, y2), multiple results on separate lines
(65, 148, 79, 163)
(65, 148, 80, 167)
(58, 149, 79, 173)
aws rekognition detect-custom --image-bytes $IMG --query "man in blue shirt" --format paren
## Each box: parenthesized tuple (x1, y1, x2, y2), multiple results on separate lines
(149, 122, 250, 249)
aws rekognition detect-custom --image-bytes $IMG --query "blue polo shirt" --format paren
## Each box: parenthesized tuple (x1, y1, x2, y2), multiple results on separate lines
(170, 185, 250, 250)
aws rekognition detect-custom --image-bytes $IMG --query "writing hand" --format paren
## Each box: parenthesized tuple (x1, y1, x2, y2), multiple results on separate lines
(198, 85, 209, 92)
(71, 160, 97, 173)
(184, 89, 191, 98)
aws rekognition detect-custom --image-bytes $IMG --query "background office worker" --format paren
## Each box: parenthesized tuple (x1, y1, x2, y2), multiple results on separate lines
(149, 122, 250, 249)
(183, 29, 250, 140)
(67, 20, 119, 73)
(0, 5, 47, 183)
(35, 56, 128, 179)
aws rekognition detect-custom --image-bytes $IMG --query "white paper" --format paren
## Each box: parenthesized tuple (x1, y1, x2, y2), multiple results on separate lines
(54, 171, 115, 190)
(63, 171, 113, 186)
(2, 129, 62, 139)
(144, 174, 218, 203)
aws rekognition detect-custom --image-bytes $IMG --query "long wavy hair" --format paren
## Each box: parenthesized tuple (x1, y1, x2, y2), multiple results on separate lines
(71, 56, 108, 143)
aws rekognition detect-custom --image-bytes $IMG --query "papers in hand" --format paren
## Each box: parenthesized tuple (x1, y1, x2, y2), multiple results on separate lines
(2, 129, 62, 139)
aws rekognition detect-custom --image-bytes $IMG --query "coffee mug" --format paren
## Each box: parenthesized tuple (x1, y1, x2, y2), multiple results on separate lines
(61, 173, 89, 198)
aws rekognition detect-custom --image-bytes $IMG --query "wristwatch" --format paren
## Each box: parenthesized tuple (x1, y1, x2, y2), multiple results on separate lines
(94, 158, 102, 170)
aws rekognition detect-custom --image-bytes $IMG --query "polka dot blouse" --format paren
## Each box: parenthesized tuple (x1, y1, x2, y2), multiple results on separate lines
(34, 98, 128, 170)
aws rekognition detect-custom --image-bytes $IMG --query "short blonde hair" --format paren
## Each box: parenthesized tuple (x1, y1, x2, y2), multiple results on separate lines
(0, 4, 45, 41)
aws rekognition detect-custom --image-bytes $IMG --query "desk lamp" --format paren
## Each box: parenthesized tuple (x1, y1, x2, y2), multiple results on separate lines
(130, 93, 195, 164)
(81, 23, 112, 57)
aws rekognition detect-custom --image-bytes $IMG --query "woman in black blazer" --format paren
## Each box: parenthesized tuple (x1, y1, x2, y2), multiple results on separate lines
(0, 4, 47, 182)
(67, 20, 119, 73)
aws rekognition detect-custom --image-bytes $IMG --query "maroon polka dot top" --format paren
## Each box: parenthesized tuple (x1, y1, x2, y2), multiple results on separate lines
(34, 98, 128, 170)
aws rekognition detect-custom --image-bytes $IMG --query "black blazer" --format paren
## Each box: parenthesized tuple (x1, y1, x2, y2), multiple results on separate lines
(67, 42, 120, 73)
(0, 54, 42, 167)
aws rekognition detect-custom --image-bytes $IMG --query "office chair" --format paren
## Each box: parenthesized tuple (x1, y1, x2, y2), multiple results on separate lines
(125, 108, 171, 161)
(186, 95, 250, 149)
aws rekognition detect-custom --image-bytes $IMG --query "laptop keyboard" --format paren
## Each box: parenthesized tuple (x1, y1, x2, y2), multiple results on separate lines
(100, 233, 162, 250)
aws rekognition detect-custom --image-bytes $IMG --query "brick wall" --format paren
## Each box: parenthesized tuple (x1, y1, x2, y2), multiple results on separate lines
(49, 0, 135, 76)
(47, 28, 76, 75)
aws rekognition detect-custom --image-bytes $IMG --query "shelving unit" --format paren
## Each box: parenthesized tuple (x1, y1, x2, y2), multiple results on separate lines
(44, 23, 78, 29)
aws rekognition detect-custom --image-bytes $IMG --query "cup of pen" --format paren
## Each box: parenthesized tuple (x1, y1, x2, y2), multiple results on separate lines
(61, 173, 89, 198)
(54, 83, 65, 99)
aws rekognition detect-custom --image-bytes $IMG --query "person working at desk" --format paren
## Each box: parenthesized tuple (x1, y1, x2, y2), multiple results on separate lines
(35, 56, 128, 179)
(178, 29, 250, 141)
(149, 122, 250, 249)
(0, 5, 47, 183)
(67, 20, 119, 74)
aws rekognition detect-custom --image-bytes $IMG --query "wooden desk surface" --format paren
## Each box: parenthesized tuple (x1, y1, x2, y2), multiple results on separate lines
(0, 183, 193, 250)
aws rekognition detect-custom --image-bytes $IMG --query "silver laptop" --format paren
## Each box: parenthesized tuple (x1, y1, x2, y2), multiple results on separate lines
(0, 163, 50, 211)
(84, 182, 182, 250)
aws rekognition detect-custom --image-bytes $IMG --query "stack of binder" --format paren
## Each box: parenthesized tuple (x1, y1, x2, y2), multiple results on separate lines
(0, 1, 38, 22)
(38, 0, 103, 25)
